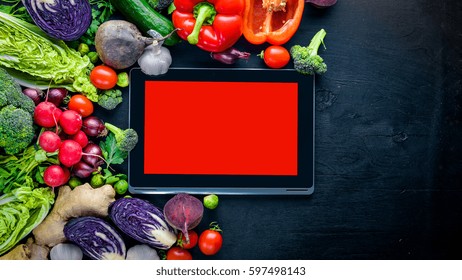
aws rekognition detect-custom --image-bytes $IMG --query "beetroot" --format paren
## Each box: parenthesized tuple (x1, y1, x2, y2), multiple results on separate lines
(163, 193, 204, 243)
(306, 0, 337, 8)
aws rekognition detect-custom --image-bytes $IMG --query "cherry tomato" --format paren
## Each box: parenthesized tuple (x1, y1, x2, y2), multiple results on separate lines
(89, 65, 118, 90)
(198, 228, 223, 256)
(166, 246, 192, 260)
(261, 45, 291, 69)
(178, 230, 198, 249)
(68, 94, 94, 117)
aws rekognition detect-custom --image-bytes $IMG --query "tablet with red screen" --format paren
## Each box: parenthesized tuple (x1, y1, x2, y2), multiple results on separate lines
(128, 68, 314, 195)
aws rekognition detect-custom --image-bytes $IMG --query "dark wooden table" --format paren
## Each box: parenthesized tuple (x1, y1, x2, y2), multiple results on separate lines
(67, 0, 462, 260)
(161, 0, 460, 260)
(1, 0, 461, 262)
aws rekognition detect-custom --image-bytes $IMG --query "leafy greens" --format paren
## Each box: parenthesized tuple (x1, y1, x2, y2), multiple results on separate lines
(78, 0, 115, 46)
(0, 11, 98, 101)
(0, 186, 54, 256)
(99, 133, 128, 170)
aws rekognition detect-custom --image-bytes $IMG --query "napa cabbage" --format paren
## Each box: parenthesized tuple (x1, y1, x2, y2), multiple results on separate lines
(0, 186, 54, 256)
(0, 11, 98, 101)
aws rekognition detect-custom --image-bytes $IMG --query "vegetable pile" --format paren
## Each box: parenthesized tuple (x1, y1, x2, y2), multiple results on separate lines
(0, 0, 335, 260)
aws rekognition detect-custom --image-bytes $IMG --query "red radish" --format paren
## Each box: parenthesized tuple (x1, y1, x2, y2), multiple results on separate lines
(59, 140, 83, 167)
(59, 110, 82, 135)
(69, 130, 89, 148)
(43, 165, 70, 187)
(82, 116, 106, 137)
(72, 161, 95, 178)
(38, 131, 61, 152)
(34, 101, 63, 128)
(61, 166, 71, 186)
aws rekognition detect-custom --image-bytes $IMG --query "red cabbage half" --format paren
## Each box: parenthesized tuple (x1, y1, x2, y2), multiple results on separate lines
(22, 0, 92, 41)
(64, 216, 126, 260)
(109, 197, 177, 250)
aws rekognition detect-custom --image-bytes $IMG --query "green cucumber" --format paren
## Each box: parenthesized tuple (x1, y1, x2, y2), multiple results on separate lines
(110, 0, 180, 46)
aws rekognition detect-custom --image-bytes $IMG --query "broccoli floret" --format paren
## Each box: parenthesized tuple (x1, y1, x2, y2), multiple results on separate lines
(0, 68, 36, 154)
(97, 89, 123, 110)
(0, 67, 35, 115)
(290, 29, 327, 76)
(0, 105, 35, 155)
(104, 122, 139, 152)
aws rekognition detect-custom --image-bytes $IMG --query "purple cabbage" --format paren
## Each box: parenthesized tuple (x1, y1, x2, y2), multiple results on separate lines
(109, 197, 177, 250)
(64, 216, 126, 260)
(22, 0, 92, 41)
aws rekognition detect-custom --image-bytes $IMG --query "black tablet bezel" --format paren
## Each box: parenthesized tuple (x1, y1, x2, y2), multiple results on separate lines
(128, 68, 314, 195)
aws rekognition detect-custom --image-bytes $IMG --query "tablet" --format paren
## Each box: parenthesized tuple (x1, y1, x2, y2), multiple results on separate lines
(128, 68, 314, 195)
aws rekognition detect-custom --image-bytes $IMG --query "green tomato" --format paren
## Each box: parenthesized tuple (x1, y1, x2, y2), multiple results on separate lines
(90, 174, 105, 188)
(114, 179, 129, 195)
(116, 72, 129, 88)
(78, 43, 90, 55)
(87, 51, 99, 64)
(203, 194, 219, 210)
(68, 177, 83, 189)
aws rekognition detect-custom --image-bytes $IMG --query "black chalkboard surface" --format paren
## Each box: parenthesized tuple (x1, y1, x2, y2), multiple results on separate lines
(89, 1, 462, 259)
(2, 0, 462, 260)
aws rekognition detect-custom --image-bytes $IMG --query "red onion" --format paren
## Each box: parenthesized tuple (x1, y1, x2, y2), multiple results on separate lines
(305, 0, 337, 8)
(22, 88, 43, 105)
(72, 161, 95, 178)
(82, 143, 104, 168)
(210, 48, 251, 65)
(46, 88, 68, 106)
(82, 116, 106, 137)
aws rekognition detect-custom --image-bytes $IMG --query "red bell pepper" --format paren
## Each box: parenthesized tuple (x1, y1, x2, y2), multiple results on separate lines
(172, 0, 245, 52)
(242, 0, 305, 45)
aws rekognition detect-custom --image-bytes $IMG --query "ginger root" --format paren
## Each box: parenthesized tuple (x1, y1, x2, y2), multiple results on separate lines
(0, 238, 50, 260)
(32, 183, 116, 247)
(0, 244, 31, 260)
(26, 237, 49, 260)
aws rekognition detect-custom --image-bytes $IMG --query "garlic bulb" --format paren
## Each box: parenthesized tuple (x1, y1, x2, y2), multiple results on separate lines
(50, 243, 83, 260)
(126, 244, 160, 260)
(137, 42, 172, 76)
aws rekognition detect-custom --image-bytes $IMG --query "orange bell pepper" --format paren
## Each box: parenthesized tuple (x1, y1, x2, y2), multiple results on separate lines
(242, 0, 305, 45)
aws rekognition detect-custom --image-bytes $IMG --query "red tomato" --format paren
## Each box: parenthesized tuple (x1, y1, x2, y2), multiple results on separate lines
(89, 65, 118, 90)
(166, 246, 192, 260)
(261, 45, 291, 69)
(178, 230, 198, 249)
(68, 94, 94, 117)
(198, 229, 223, 255)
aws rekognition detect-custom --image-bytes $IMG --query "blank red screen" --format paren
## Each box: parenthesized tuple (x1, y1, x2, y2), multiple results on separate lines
(144, 81, 298, 175)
